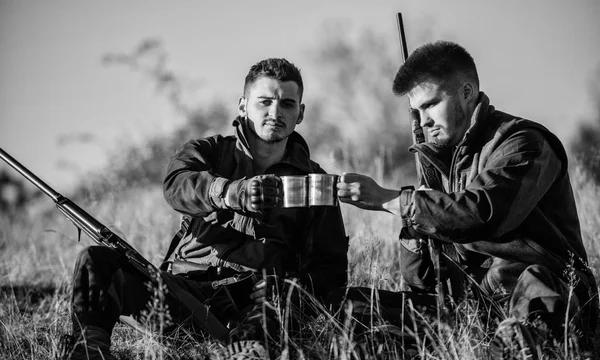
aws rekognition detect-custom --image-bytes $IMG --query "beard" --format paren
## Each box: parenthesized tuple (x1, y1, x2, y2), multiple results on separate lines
(247, 116, 290, 144)
(257, 131, 290, 144)
(430, 101, 466, 149)
(430, 130, 452, 149)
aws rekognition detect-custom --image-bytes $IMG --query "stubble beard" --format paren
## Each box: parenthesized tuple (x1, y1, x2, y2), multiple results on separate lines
(255, 124, 290, 144)
(258, 132, 289, 144)
(431, 101, 466, 150)
(245, 116, 291, 144)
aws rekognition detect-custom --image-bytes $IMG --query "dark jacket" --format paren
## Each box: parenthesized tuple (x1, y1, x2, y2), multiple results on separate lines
(163, 117, 348, 299)
(399, 93, 596, 296)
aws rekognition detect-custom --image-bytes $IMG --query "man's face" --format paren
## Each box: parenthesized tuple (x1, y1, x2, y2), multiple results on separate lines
(239, 76, 305, 144)
(407, 81, 471, 149)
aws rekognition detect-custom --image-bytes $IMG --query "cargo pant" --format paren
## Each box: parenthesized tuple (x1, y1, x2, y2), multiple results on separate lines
(480, 258, 598, 347)
(71, 246, 284, 342)
(397, 243, 599, 349)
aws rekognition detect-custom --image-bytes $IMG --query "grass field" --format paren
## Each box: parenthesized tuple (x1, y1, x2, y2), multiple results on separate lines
(0, 161, 598, 359)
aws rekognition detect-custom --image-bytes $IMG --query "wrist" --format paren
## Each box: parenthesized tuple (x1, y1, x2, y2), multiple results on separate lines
(399, 186, 415, 227)
(381, 188, 403, 215)
(208, 177, 230, 209)
(224, 178, 245, 211)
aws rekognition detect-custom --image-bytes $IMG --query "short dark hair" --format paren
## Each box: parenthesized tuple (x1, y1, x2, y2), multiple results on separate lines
(244, 58, 304, 100)
(392, 41, 479, 96)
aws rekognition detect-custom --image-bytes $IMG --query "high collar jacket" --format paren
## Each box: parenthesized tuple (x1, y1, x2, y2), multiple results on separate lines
(162, 118, 348, 299)
(404, 93, 591, 282)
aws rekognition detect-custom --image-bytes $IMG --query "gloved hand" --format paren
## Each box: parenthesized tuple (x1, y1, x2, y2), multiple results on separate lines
(224, 174, 281, 213)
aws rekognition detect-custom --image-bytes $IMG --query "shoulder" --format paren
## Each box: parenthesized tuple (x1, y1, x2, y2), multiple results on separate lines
(310, 160, 327, 174)
(172, 134, 238, 162)
(497, 117, 565, 154)
(484, 115, 568, 168)
(177, 134, 235, 151)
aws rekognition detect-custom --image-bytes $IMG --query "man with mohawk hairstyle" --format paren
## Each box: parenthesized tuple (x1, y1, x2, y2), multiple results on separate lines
(337, 40, 598, 359)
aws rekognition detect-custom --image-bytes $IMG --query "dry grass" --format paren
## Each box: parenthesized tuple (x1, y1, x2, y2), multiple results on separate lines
(1, 162, 599, 359)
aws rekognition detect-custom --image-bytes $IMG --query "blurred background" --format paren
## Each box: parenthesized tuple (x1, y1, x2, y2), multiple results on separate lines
(1, 0, 599, 193)
(1, 4, 599, 358)
(0, 0, 600, 306)
(0, 1, 599, 278)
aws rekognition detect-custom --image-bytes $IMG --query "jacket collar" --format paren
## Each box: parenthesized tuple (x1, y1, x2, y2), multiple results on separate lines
(458, 92, 493, 149)
(231, 117, 314, 173)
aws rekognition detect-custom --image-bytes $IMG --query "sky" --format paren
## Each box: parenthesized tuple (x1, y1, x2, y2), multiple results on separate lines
(1, 0, 599, 190)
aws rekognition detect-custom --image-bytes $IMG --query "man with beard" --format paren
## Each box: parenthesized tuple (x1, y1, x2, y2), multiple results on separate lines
(337, 41, 598, 359)
(67, 58, 348, 359)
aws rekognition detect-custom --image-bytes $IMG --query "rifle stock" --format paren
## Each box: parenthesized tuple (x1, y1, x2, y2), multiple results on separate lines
(0, 146, 229, 340)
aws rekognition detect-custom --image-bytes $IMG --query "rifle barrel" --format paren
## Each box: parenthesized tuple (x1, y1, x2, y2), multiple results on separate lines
(1, 146, 229, 339)
(0, 146, 107, 238)
(396, 13, 425, 183)
(395, 13, 446, 319)
(0, 147, 60, 202)
(396, 13, 409, 63)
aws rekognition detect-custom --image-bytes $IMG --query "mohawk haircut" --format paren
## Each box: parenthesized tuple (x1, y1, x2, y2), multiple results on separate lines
(392, 41, 479, 96)
(243, 58, 304, 100)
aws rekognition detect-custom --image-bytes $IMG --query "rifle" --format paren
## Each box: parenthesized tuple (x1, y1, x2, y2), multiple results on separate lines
(0, 146, 229, 340)
(396, 13, 447, 319)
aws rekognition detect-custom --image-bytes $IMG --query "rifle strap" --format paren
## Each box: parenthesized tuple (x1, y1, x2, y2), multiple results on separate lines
(160, 216, 191, 271)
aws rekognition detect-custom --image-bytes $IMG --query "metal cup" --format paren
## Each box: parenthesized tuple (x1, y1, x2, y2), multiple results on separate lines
(281, 175, 307, 208)
(308, 174, 339, 206)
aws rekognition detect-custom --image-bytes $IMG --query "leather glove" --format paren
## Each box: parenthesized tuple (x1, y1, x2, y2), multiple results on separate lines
(224, 174, 281, 213)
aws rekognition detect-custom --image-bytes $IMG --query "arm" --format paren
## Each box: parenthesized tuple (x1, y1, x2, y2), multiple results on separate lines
(163, 137, 222, 217)
(163, 137, 280, 217)
(337, 129, 562, 244)
(337, 173, 401, 214)
(409, 129, 562, 243)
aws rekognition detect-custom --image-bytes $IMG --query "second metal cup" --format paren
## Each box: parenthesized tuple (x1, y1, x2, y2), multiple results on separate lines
(308, 174, 339, 206)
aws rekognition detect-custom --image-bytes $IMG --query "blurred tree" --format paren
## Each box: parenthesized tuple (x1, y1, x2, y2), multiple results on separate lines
(303, 22, 415, 180)
(570, 68, 600, 184)
(0, 169, 31, 214)
(76, 39, 232, 197)
(78, 24, 420, 197)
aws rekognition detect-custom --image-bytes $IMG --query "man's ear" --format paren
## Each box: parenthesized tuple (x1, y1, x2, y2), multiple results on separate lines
(238, 97, 247, 117)
(296, 104, 305, 125)
(462, 82, 476, 103)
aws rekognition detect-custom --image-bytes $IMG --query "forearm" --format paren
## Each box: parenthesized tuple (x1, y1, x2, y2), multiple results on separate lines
(163, 138, 224, 217)
(337, 172, 404, 212)
(164, 170, 221, 216)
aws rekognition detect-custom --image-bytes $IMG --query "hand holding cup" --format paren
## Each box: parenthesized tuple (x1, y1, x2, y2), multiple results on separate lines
(226, 174, 282, 213)
(336, 172, 393, 211)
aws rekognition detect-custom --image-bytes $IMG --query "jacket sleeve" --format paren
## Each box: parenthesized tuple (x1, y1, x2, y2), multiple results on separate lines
(299, 203, 349, 300)
(408, 129, 563, 243)
(163, 137, 222, 217)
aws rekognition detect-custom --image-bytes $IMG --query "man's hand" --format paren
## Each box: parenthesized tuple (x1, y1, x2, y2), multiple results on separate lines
(249, 275, 280, 304)
(337, 172, 400, 211)
(225, 175, 282, 213)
